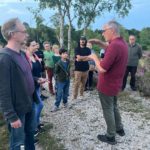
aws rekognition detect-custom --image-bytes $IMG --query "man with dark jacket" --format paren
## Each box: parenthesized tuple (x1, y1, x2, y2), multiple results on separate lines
(122, 35, 142, 91)
(0, 18, 35, 150)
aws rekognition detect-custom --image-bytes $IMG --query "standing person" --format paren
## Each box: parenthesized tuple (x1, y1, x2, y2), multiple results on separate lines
(122, 35, 142, 91)
(52, 44, 61, 97)
(52, 44, 61, 65)
(34, 42, 46, 78)
(72, 36, 91, 100)
(0, 18, 35, 150)
(51, 48, 70, 112)
(34, 42, 47, 100)
(26, 39, 47, 136)
(85, 42, 96, 91)
(88, 20, 128, 145)
(43, 41, 55, 95)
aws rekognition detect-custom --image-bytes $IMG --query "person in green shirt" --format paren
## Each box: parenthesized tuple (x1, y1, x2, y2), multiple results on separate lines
(52, 44, 61, 65)
(43, 41, 55, 95)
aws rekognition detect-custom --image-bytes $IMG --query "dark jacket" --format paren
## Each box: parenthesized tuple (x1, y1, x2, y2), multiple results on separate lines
(0, 52, 34, 123)
(34, 50, 45, 72)
(128, 43, 142, 66)
(55, 59, 70, 82)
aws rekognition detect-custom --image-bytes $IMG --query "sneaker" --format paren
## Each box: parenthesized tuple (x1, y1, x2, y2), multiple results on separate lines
(38, 123, 44, 128)
(38, 124, 44, 131)
(116, 129, 125, 136)
(131, 87, 137, 91)
(84, 87, 88, 91)
(97, 134, 117, 145)
(38, 127, 46, 133)
(41, 87, 46, 91)
(51, 106, 59, 112)
(78, 95, 84, 100)
(34, 130, 39, 137)
(40, 94, 48, 100)
(89, 87, 93, 91)
(34, 138, 39, 145)
(64, 103, 68, 108)
(71, 96, 77, 100)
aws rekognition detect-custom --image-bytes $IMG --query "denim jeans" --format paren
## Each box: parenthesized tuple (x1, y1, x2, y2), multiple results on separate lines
(8, 104, 36, 150)
(55, 80, 70, 107)
(35, 87, 44, 126)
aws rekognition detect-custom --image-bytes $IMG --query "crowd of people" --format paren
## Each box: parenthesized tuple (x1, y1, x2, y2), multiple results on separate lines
(0, 17, 142, 149)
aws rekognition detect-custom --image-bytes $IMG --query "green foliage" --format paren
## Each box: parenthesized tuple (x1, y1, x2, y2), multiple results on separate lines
(38, 124, 65, 150)
(74, 0, 131, 32)
(137, 56, 150, 96)
(137, 72, 150, 97)
(140, 28, 150, 50)
(0, 114, 64, 150)
(86, 29, 102, 40)
(120, 26, 129, 41)
(28, 25, 58, 46)
(118, 92, 149, 114)
(0, 114, 8, 150)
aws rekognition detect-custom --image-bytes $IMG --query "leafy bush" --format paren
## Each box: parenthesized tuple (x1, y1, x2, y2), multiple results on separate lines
(137, 53, 150, 96)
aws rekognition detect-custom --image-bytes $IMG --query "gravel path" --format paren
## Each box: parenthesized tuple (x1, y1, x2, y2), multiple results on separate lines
(38, 81, 150, 150)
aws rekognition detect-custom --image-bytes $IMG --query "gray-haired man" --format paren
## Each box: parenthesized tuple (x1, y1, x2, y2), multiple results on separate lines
(0, 18, 35, 150)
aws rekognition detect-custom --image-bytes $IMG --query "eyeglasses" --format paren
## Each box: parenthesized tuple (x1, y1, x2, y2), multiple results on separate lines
(100, 28, 112, 34)
(129, 38, 135, 40)
(14, 30, 27, 34)
(31, 45, 37, 47)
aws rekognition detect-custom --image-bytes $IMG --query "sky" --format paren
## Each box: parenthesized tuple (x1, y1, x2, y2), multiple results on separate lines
(0, 0, 150, 31)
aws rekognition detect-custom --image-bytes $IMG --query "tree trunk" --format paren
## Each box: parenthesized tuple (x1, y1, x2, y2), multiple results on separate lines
(68, 22, 72, 57)
(83, 27, 87, 36)
(59, 15, 64, 47)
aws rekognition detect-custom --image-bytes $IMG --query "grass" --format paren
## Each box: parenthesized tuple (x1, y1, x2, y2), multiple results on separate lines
(38, 124, 65, 150)
(0, 114, 9, 150)
(0, 113, 64, 150)
(118, 91, 150, 120)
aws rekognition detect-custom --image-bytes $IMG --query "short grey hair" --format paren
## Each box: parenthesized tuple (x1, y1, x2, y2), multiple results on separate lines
(1, 18, 20, 41)
(43, 41, 52, 47)
(106, 20, 120, 35)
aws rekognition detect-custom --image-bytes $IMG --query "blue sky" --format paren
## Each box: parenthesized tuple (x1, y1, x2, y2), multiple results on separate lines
(0, 0, 150, 31)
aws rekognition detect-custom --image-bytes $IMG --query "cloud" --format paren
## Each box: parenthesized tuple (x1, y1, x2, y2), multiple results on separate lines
(132, 0, 150, 9)
(7, 8, 26, 15)
(0, 3, 8, 7)
(0, 0, 32, 3)
(0, 0, 19, 3)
